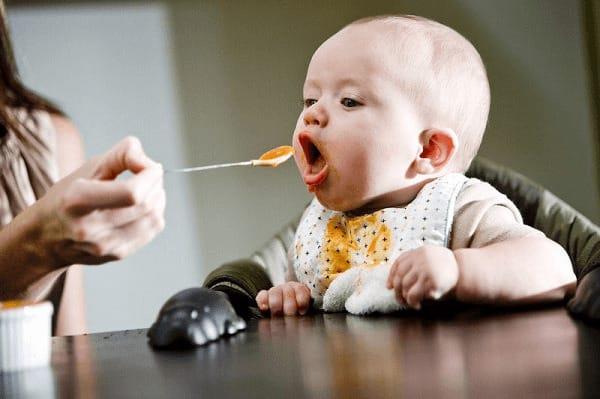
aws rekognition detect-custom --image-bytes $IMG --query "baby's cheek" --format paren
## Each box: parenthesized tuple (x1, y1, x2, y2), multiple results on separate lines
(343, 154, 373, 193)
(367, 156, 405, 192)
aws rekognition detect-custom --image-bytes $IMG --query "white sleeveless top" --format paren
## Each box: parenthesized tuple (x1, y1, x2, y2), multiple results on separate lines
(291, 173, 468, 314)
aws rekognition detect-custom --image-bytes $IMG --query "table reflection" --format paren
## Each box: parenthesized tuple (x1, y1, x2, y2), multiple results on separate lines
(257, 308, 579, 398)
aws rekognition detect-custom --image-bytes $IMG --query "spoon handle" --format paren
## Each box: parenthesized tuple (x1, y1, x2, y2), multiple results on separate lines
(166, 160, 253, 173)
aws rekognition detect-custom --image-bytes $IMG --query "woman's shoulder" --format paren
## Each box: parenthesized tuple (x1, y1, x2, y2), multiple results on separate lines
(48, 113, 80, 141)
(47, 113, 85, 177)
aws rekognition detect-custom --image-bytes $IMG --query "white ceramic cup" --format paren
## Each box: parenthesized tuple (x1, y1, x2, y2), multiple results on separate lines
(0, 300, 53, 373)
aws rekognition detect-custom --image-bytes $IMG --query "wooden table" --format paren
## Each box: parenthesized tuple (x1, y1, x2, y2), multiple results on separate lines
(1, 305, 598, 398)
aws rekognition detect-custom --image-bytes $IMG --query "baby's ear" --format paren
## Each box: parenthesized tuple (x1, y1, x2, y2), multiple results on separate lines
(414, 128, 458, 174)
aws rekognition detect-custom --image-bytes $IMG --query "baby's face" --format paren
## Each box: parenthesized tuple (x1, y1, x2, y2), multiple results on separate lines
(292, 24, 424, 212)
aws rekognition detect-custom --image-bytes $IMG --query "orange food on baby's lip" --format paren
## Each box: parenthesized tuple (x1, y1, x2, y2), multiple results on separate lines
(0, 300, 35, 309)
(258, 145, 294, 161)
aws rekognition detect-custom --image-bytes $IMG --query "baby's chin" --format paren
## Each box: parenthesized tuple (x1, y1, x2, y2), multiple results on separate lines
(316, 182, 420, 213)
(314, 187, 366, 213)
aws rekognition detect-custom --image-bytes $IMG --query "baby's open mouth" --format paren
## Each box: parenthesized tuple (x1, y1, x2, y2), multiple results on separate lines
(298, 132, 329, 190)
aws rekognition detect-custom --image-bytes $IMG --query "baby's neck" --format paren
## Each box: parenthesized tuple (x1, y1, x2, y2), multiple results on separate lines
(345, 177, 436, 217)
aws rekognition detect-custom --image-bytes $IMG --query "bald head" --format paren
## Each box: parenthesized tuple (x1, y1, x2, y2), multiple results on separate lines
(343, 15, 490, 171)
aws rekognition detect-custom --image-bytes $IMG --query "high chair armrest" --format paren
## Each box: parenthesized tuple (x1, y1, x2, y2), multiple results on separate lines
(203, 259, 273, 320)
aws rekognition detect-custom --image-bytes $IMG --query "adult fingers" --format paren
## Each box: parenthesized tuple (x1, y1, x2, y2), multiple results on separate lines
(293, 283, 311, 315)
(97, 136, 158, 179)
(108, 208, 165, 259)
(282, 284, 298, 316)
(63, 179, 138, 215)
(72, 177, 165, 243)
(78, 204, 165, 261)
(268, 287, 284, 317)
(64, 164, 163, 215)
(96, 177, 165, 228)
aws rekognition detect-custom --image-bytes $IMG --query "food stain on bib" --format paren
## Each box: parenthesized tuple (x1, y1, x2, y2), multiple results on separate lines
(319, 211, 391, 293)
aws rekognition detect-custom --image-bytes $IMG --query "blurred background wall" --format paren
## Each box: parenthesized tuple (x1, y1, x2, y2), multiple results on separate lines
(7, 0, 599, 333)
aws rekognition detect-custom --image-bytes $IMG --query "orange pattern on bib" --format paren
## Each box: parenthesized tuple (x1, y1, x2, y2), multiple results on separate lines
(320, 211, 391, 292)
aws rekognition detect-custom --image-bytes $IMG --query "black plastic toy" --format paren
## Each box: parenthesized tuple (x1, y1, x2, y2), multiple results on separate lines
(147, 287, 246, 348)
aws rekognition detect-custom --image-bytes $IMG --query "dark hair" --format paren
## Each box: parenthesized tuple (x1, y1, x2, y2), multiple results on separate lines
(0, 0, 64, 138)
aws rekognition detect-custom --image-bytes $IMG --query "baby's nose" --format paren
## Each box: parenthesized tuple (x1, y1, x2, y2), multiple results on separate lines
(303, 104, 328, 127)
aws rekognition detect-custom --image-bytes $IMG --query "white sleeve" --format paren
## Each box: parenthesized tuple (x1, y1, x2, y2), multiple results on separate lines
(450, 178, 544, 249)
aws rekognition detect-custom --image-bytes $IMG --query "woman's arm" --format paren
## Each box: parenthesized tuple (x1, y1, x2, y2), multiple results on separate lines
(0, 129, 165, 303)
(0, 208, 58, 299)
(0, 114, 88, 334)
(51, 115, 87, 335)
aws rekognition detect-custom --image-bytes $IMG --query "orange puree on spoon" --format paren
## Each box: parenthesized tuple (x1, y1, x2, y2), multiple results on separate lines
(253, 145, 295, 167)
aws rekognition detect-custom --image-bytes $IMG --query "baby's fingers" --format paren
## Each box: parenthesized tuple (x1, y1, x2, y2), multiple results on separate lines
(282, 284, 298, 316)
(405, 276, 428, 310)
(256, 290, 269, 312)
(268, 287, 284, 317)
(293, 283, 311, 315)
(387, 255, 412, 289)
(401, 270, 419, 298)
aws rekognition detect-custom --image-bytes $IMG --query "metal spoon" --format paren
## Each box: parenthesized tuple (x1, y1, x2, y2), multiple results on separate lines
(166, 145, 295, 173)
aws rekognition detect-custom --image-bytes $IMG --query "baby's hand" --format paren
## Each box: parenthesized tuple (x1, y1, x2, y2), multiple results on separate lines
(255, 282, 311, 317)
(386, 246, 459, 309)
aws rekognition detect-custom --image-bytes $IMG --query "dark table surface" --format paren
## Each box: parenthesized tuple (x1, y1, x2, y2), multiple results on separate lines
(2, 305, 599, 398)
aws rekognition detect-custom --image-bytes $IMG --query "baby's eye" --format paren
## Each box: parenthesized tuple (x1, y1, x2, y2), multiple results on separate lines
(303, 98, 317, 108)
(341, 98, 361, 108)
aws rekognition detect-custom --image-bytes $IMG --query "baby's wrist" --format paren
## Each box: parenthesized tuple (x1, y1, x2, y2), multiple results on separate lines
(451, 248, 474, 302)
(443, 249, 460, 299)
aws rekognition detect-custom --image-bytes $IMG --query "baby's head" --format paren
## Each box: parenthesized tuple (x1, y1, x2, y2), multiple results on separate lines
(292, 15, 490, 213)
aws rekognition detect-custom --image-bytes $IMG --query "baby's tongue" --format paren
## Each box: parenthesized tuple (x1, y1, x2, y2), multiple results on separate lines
(303, 154, 328, 186)
(310, 155, 326, 175)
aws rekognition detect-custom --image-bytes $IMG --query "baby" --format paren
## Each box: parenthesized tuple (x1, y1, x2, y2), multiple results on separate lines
(256, 15, 576, 316)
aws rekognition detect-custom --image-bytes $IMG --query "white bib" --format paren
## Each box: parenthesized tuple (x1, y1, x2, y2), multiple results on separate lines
(291, 173, 468, 314)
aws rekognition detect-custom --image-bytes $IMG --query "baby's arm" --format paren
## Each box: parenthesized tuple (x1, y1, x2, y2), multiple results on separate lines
(453, 236, 576, 303)
(256, 282, 311, 316)
(388, 181, 576, 308)
(387, 236, 575, 308)
(450, 187, 577, 303)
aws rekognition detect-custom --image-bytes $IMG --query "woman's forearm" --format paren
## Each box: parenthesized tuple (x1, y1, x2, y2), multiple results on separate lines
(0, 207, 56, 300)
(453, 236, 576, 304)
